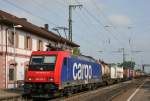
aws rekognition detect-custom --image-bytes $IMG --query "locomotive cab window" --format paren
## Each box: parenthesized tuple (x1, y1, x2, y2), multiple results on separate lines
(44, 56, 56, 64)
(31, 56, 43, 64)
(29, 55, 57, 71)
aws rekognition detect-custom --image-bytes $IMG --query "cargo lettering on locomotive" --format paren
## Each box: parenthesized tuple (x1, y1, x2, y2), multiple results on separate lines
(73, 62, 92, 81)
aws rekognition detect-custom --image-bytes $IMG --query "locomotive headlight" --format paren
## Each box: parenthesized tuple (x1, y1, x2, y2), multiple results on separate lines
(28, 77, 32, 81)
(49, 77, 53, 81)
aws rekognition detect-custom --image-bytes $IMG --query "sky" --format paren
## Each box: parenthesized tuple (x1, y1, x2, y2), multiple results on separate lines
(0, 0, 150, 72)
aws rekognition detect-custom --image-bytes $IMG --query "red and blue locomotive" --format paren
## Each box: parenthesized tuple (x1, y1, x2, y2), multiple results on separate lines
(24, 51, 102, 98)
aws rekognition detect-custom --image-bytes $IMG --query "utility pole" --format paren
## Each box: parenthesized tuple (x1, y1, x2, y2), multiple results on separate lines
(142, 64, 145, 72)
(122, 48, 125, 63)
(68, 4, 82, 42)
(119, 48, 125, 63)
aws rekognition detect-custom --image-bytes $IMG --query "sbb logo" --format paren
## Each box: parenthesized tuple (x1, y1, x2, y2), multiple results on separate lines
(73, 63, 92, 81)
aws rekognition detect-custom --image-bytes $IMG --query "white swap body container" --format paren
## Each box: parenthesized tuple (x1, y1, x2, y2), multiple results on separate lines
(111, 66, 123, 79)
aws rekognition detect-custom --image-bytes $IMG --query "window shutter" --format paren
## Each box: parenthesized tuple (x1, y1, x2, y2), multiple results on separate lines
(37, 40, 39, 51)
(24, 35, 27, 49)
(15, 32, 19, 48)
(30, 38, 32, 50)
(41, 41, 43, 51)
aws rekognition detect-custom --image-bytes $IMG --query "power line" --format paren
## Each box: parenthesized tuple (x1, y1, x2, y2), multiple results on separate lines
(63, 0, 117, 50)
(60, 0, 103, 49)
(91, 0, 129, 42)
(55, 0, 68, 7)
(64, 0, 107, 48)
(75, 0, 126, 47)
(29, 0, 66, 22)
(72, 1, 110, 42)
(84, 7, 125, 46)
(3, 0, 58, 26)
(52, 0, 101, 47)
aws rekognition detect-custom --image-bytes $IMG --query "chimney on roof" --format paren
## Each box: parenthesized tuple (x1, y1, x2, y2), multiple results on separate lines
(44, 24, 49, 30)
(20, 18, 27, 21)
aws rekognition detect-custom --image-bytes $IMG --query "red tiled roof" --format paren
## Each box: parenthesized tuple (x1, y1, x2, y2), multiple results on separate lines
(0, 10, 79, 47)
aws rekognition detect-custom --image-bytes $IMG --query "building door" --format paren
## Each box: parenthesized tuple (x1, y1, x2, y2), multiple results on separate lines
(8, 64, 16, 88)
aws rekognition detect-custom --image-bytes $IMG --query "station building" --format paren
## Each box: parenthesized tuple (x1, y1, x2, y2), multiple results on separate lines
(0, 10, 79, 88)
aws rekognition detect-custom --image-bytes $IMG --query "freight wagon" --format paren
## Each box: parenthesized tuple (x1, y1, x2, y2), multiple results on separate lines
(123, 68, 130, 80)
(99, 62, 124, 84)
(129, 70, 134, 79)
(99, 61, 111, 85)
(110, 65, 123, 83)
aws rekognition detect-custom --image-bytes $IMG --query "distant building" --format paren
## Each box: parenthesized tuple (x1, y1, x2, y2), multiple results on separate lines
(0, 10, 79, 88)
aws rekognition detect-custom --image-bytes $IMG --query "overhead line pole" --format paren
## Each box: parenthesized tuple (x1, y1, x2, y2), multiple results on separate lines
(68, 5, 72, 41)
(122, 48, 125, 63)
(68, 4, 82, 42)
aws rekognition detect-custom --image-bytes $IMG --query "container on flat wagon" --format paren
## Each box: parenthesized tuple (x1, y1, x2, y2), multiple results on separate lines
(123, 68, 130, 80)
(135, 71, 140, 77)
(132, 70, 136, 78)
(110, 65, 123, 79)
(111, 66, 116, 79)
(101, 63, 110, 76)
(129, 70, 134, 79)
(97, 60, 110, 77)
(117, 67, 123, 78)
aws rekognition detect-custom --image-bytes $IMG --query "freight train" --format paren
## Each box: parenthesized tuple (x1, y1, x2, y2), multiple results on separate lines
(24, 50, 144, 98)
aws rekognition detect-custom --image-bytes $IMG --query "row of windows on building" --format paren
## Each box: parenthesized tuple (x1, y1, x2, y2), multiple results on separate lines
(7, 31, 43, 83)
(8, 31, 44, 51)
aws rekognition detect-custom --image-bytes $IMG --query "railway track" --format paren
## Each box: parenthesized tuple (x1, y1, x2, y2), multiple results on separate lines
(0, 78, 145, 101)
(50, 78, 145, 101)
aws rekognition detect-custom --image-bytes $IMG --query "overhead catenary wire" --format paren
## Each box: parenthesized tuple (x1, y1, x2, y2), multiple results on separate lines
(66, 0, 111, 47)
(63, 0, 107, 48)
(92, 0, 133, 51)
(62, 0, 111, 41)
(3, 0, 58, 26)
(83, 6, 126, 47)
(61, 0, 124, 54)
(3, 0, 126, 49)
(58, 0, 106, 54)
(2, 0, 78, 47)
(91, 0, 129, 39)
(30, 0, 67, 21)
(75, 0, 126, 47)
(74, 0, 129, 61)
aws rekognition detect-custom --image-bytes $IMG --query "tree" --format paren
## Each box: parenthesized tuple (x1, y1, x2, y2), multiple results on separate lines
(120, 61, 135, 69)
(73, 47, 80, 55)
(136, 69, 142, 72)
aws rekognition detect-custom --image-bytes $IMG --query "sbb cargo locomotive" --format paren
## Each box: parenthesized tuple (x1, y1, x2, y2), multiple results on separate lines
(24, 51, 102, 98)
(24, 50, 144, 98)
